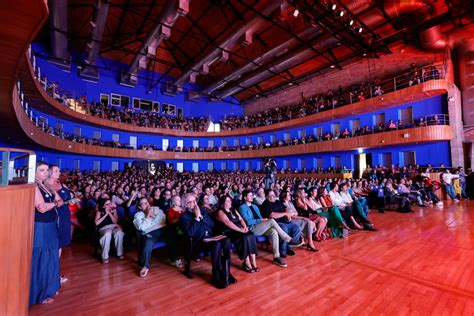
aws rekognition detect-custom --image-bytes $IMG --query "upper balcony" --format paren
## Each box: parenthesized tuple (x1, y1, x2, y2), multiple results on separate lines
(19, 52, 449, 138)
(14, 83, 453, 160)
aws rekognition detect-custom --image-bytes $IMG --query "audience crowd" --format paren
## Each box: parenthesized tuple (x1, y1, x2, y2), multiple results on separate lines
(29, 109, 447, 154)
(33, 59, 442, 132)
(30, 160, 473, 305)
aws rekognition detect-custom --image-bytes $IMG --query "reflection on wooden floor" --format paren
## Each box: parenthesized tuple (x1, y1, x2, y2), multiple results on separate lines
(30, 201, 474, 315)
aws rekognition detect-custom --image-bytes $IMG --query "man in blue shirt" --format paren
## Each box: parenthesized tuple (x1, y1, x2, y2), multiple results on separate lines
(239, 190, 292, 268)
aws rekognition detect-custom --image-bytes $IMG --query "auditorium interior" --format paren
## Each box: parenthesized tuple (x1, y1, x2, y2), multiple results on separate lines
(1, 0, 474, 314)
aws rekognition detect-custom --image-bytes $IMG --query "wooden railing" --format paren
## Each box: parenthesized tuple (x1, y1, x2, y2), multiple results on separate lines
(20, 56, 449, 138)
(14, 86, 454, 160)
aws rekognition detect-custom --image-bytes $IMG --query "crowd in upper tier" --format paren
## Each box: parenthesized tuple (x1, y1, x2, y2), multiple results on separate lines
(33, 57, 442, 133)
(29, 107, 447, 153)
(30, 162, 472, 305)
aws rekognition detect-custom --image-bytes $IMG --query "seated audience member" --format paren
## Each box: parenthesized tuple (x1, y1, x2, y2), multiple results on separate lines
(420, 176, 442, 205)
(261, 190, 303, 257)
(316, 187, 350, 238)
(112, 187, 129, 207)
(342, 128, 351, 138)
(215, 196, 259, 273)
(374, 85, 384, 96)
(166, 195, 185, 266)
(198, 194, 215, 214)
(253, 187, 266, 206)
(204, 186, 218, 206)
(328, 183, 364, 229)
(134, 198, 177, 277)
(239, 190, 292, 267)
(387, 120, 397, 130)
(150, 187, 161, 207)
(397, 179, 425, 206)
(292, 188, 326, 242)
(384, 182, 413, 213)
(158, 189, 173, 213)
(95, 197, 125, 264)
(339, 184, 377, 231)
(281, 190, 318, 251)
(180, 193, 236, 289)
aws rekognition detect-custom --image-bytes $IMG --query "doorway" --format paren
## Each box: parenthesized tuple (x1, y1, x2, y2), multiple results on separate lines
(354, 153, 373, 179)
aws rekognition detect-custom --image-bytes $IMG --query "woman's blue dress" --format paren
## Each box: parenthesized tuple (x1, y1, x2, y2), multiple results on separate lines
(29, 186, 60, 306)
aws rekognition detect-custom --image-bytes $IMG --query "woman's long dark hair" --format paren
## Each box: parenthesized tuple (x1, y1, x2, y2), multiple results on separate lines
(217, 195, 232, 212)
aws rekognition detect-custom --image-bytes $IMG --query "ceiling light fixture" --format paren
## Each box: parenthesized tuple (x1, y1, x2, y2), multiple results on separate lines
(358, 27, 363, 33)
(339, 11, 344, 17)
(349, 20, 354, 26)
(332, 4, 337, 10)
(330, 64, 336, 68)
(293, 9, 299, 17)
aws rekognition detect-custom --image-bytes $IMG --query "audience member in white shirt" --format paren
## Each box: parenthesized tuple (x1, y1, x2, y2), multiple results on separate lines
(133, 197, 171, 277)
(442, 169, 460, 202)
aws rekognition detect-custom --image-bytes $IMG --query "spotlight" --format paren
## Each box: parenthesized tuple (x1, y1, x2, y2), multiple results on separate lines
(362, 53, 367, 56)
(330, 64, 336, 68)
(339, 11, 344, 17)
(349, 20, 354, 26)
(293, 9, 299, 17)
(358, 27, 363, 33)
(332, 4, 337, 10)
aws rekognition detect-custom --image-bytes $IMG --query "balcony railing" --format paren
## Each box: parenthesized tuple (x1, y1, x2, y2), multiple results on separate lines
(17, 79, 451, 156)
(26, 45, 447, 134)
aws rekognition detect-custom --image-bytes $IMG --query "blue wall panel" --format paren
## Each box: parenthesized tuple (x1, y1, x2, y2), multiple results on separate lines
(33, 141, 451, 172)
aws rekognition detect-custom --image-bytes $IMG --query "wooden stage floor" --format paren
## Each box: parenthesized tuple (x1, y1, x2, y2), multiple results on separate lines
(30, 201, 474, 315)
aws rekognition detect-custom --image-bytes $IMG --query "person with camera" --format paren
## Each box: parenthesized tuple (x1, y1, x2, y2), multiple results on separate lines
(264, 157, 277, 190)
(95, 197, 125, 264)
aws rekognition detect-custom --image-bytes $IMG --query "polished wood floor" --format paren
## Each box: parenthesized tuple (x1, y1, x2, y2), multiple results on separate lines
(30, 201, 474, 315)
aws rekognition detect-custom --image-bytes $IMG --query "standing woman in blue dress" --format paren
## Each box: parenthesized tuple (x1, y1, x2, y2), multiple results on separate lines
(30, 161, 63, 306)
(45, 164, 72, 283)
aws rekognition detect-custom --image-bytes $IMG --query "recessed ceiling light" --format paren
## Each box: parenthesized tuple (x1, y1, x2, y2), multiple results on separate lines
(340, 11, 344, 17)
(363, 53, 367, 56)
(349, 20, 354, 26)
(332, 4, 337, 10)
(330, 64, 336, 68)
(358, 27, 363, 33)
(293, 9, 299, 17)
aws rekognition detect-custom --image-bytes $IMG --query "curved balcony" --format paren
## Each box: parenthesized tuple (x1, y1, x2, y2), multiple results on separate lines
(14, 85, 453, 160)
(19, 55, 449, 138)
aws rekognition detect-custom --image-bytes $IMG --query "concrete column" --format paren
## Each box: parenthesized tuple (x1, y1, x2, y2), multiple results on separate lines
(448, 84, 465, 168)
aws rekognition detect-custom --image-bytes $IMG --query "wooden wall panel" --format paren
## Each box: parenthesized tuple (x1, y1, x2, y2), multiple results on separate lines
(14, 89, 454, 160)
(0, 0, 50, 314)
(20, 57, 449, 138)
(0, 184, 36, 316)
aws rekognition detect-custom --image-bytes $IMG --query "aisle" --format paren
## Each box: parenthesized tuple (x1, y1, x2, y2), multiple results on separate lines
(30, 201, 474, 315)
